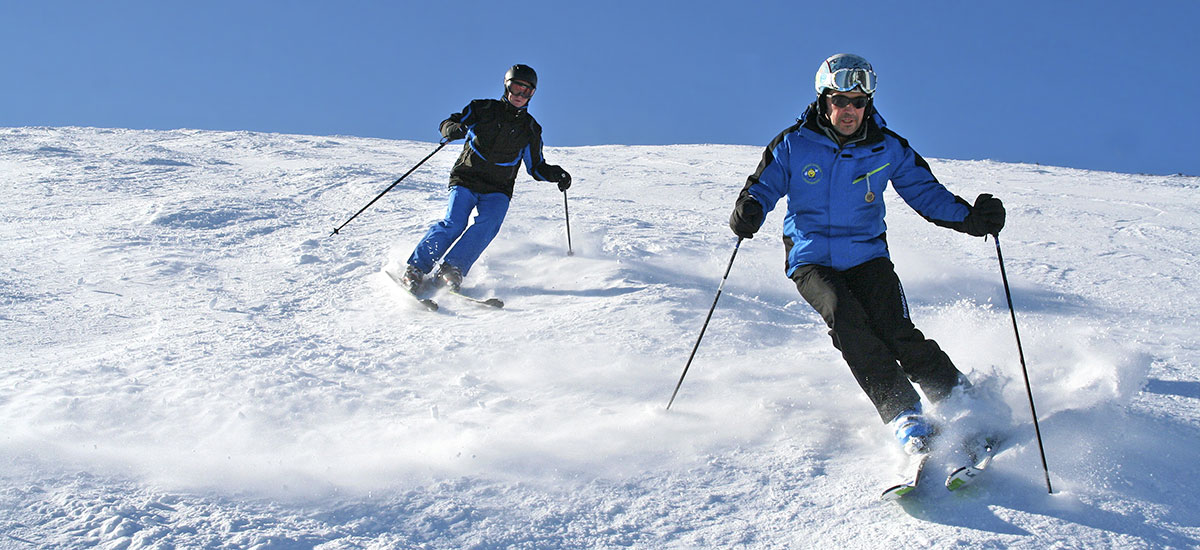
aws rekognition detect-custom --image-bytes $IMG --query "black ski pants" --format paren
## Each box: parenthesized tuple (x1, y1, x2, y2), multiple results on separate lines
(791, 257, 965, 423)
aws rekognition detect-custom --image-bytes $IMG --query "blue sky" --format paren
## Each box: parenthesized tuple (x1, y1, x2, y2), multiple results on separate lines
(3, 1, 1198, 176)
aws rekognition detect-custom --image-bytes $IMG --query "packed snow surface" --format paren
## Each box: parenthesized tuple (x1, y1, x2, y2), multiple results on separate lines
(3, 127, 1199, 548)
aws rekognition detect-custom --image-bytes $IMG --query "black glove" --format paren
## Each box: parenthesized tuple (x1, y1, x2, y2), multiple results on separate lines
(962, 193, 1005, 237)
(441, 122, 467, 142)
(729, 193, 764, 239)
(544, 165, 571, 191)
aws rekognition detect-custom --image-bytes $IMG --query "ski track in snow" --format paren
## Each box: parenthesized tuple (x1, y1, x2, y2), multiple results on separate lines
(2, 126, 1199, 549)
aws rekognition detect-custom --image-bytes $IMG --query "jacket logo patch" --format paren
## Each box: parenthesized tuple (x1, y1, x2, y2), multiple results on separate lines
(802, 164, 822, 184)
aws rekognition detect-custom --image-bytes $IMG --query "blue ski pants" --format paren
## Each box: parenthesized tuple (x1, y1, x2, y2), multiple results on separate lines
(407, 186, 510, 276)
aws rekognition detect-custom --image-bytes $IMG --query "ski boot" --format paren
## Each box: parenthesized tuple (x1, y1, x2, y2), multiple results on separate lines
(400, 264, 425, 293)
(889, 404, 933, 455)
(435, 264, 463, 292)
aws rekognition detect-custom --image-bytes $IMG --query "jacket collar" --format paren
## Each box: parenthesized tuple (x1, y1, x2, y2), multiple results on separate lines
(800, 100, 886, 148)
(501, 95, 529, 112)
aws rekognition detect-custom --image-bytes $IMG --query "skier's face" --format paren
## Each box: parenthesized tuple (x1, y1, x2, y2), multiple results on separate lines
(507, 80, 534, 108)
(826, 91, 869, 136)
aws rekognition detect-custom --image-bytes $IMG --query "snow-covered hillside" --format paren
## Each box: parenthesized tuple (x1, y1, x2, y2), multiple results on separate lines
(2, 127, 1198, 549)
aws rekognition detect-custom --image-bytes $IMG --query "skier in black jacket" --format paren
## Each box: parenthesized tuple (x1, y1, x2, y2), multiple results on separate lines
(401, 64, 571, 291)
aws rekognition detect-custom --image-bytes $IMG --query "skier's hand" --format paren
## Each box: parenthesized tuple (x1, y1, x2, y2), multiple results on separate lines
(544, 165, 571, 191)
(729, 194, 764, 239)
(963, 193, 1005, 237)
(441, 122, 467, 142)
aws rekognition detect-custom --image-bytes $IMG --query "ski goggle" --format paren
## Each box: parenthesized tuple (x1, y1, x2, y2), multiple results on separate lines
(828, 94, 870, 109)
(508, 80, 535, 99)
(825, 67, 877, 94)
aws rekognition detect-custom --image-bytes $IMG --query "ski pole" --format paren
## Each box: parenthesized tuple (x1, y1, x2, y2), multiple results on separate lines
(993, 235, 1054, 494)
(329, 139, 449, 237)
(562, 189, 574, 256)
(667, 237, 743, 410)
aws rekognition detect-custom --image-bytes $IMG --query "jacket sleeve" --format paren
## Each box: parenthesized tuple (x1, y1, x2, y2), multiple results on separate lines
(738, 125, 797, 214)
(440, 101, 481, 141)
(884, 130, 970, 228)
(522, 118, 555, 181)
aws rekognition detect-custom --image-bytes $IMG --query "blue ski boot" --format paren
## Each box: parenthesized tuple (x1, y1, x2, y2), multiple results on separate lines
(890, 404, 933, 455)
(881, 404, 935, 500)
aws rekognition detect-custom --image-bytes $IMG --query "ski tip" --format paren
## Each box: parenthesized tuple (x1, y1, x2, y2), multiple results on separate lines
(421, 299, 439, 312)
(945, 467, 970, 491)
(947, 462, 995, 492)
(881, 484, 916, 501)
(447, 291, 504, 308)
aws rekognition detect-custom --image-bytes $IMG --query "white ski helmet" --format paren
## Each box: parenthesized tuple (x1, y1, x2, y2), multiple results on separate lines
(814, 53, 877, 96)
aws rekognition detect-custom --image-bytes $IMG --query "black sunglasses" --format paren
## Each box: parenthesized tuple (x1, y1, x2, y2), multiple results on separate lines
(829, 95, 870, 109)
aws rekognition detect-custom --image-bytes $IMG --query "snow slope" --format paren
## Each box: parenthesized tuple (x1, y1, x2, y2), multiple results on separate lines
(2, 126, 1198, 549)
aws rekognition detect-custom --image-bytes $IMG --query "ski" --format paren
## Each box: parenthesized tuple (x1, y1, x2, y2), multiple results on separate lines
(945, 436, 1001, 491)
(881, 451, 930, 500)
(446, 289, 504, 309)
(385, 270, 438, 312)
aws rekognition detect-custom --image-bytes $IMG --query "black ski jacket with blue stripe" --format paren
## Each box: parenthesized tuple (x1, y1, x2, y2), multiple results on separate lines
(440, 98, 564, 197)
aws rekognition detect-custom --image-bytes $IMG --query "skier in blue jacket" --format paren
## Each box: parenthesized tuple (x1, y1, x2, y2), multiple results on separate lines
(729, 54, 1006, 455)
(401, 64, 571, 292)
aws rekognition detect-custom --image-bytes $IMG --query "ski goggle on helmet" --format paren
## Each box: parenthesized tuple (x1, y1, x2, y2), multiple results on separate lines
(814, 53, 877, 96)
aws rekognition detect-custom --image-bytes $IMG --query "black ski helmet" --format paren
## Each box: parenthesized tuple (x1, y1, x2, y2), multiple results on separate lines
(504, 64, 538, 90)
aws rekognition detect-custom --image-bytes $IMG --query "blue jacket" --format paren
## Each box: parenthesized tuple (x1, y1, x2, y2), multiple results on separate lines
(740, 102, 970, 274)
